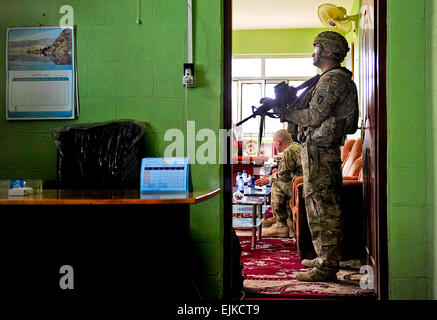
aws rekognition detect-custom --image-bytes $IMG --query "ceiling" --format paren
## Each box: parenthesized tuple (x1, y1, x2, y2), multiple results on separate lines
(233, 0, 355, 30)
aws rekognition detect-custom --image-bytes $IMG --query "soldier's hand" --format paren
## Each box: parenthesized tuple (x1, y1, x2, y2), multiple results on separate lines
(255, 175, 269, 186)
(272, 104, 282, 115)
(260, 97, 273, 105)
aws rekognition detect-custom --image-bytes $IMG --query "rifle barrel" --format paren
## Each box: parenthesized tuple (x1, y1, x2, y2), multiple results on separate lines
(236, 112, 255, 126)
(235, 100, 277, 127)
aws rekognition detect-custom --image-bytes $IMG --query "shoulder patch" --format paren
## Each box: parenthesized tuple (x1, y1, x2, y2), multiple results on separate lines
(318, 95, 325, 104)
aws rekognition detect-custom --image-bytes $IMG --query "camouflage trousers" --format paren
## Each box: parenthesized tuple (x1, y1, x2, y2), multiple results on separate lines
(271, 180, 293, 224)
(301, 144, 343, 272)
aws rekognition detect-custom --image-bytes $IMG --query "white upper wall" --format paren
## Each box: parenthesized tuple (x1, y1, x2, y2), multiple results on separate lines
(233, 0, 356, 30)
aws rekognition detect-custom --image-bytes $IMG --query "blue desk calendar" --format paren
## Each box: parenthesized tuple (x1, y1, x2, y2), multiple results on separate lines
(140, 158, 192, 193)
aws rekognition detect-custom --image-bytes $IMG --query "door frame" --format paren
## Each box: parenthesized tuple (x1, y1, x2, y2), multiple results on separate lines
(222, 0, 388, 300)
(223, 0, 233, 299)
(373, 0, 388, 300)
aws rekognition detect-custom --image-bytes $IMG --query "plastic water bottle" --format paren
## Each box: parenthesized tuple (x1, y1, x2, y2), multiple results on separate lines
(237, 176, 244, 192)
(236, 172, 241, 187)
(242, 170, 248, 185)
(247, 174, 253, 190)
(248, 175, 254, 188)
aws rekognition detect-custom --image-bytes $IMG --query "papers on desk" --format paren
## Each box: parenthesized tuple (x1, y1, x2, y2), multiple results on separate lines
(8, 187, 33, 196)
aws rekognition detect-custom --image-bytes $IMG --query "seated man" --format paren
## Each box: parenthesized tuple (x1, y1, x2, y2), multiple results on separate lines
(255, 129, 302, 237)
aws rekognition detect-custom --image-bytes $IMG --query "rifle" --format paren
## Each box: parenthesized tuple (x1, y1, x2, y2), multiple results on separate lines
(235, 74, 321, 155)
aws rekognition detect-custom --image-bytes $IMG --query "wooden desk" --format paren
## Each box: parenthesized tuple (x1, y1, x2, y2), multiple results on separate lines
(0, 188, 220, 302)
(0, 188, 220, 205)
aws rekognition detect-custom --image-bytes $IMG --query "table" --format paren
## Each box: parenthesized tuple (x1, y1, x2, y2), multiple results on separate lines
(232, 204, 270, 217)
(232, 196, 267, 250)
(233, 185, 271, 198)
(0, 188, 220, 302)
(233, 186, 271, 207)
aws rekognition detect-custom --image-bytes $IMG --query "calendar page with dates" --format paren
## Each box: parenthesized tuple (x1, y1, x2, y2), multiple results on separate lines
(140, 158, 192, 193)
(6, 26, 76, 120)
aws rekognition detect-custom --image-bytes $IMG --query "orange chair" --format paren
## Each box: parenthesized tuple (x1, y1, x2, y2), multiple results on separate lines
(342, 138, 362, 174)
(344, 157, 363, 178)
(341, 139, 356, 163)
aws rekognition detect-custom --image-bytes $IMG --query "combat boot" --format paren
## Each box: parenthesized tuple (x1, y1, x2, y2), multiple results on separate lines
(262, 216, 277, 228)
(294, 267, 337, 282)
(286, 217, 294, 235)
(263, 222, 289, 238)
(301, 258, 317, 268)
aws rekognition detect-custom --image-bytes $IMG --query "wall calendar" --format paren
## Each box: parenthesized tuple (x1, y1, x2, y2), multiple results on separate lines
(6, 26, 77, 120)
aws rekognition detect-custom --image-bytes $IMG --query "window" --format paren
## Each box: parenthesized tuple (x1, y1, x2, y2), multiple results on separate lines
(265, 58, 315, 77)
(232, 56, 317, 157)
(232, 59, 262, 78)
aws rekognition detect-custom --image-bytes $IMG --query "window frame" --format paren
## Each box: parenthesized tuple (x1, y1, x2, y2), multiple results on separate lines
(232, 55, 315, 133)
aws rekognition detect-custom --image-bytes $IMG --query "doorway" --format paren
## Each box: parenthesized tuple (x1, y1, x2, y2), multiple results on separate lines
(223, 0, 387, 300)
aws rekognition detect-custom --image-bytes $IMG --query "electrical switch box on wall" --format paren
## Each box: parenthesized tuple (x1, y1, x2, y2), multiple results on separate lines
(183, 63, 195, 88)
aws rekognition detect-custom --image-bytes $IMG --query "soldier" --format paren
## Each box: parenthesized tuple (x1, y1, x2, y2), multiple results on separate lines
(255, 129, 302, 238)
(275, 31, 359, 282)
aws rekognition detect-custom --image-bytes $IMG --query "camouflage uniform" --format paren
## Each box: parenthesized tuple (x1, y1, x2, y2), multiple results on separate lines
(268, 142, 302, 224)
(283, 66, 359, 274)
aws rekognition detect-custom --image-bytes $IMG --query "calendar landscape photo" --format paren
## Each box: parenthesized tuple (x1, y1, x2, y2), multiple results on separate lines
(8, 28, 72, 69)
(6, 27, 75, 120)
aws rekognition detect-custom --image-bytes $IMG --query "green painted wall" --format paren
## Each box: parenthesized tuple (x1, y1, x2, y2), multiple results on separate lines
(233, 28, 326, 55)
(0, 0, 225, 299)
(427, 0, 437, 299)
(387, 0, 430, 299)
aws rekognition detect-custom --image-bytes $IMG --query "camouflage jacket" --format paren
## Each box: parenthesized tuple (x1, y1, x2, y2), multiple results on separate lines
(268, 142, 302, 184)
(282, 66, 358, 147)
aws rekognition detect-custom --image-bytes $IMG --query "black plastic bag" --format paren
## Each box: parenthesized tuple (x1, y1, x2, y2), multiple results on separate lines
(51, 119, 146, 189)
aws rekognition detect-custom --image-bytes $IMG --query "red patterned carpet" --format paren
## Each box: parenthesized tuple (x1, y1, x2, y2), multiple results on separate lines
(238, 234, 375, 299)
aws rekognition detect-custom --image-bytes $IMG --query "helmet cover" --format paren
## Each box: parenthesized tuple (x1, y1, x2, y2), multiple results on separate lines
(313, 31, 349, 62)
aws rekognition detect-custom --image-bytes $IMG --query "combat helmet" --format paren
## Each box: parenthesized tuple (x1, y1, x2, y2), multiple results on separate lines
(313, 31, 349, 62)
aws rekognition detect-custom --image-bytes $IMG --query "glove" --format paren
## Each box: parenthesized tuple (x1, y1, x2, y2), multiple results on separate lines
(272, 105, 282, 115)
(259, 97, 274, 105)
